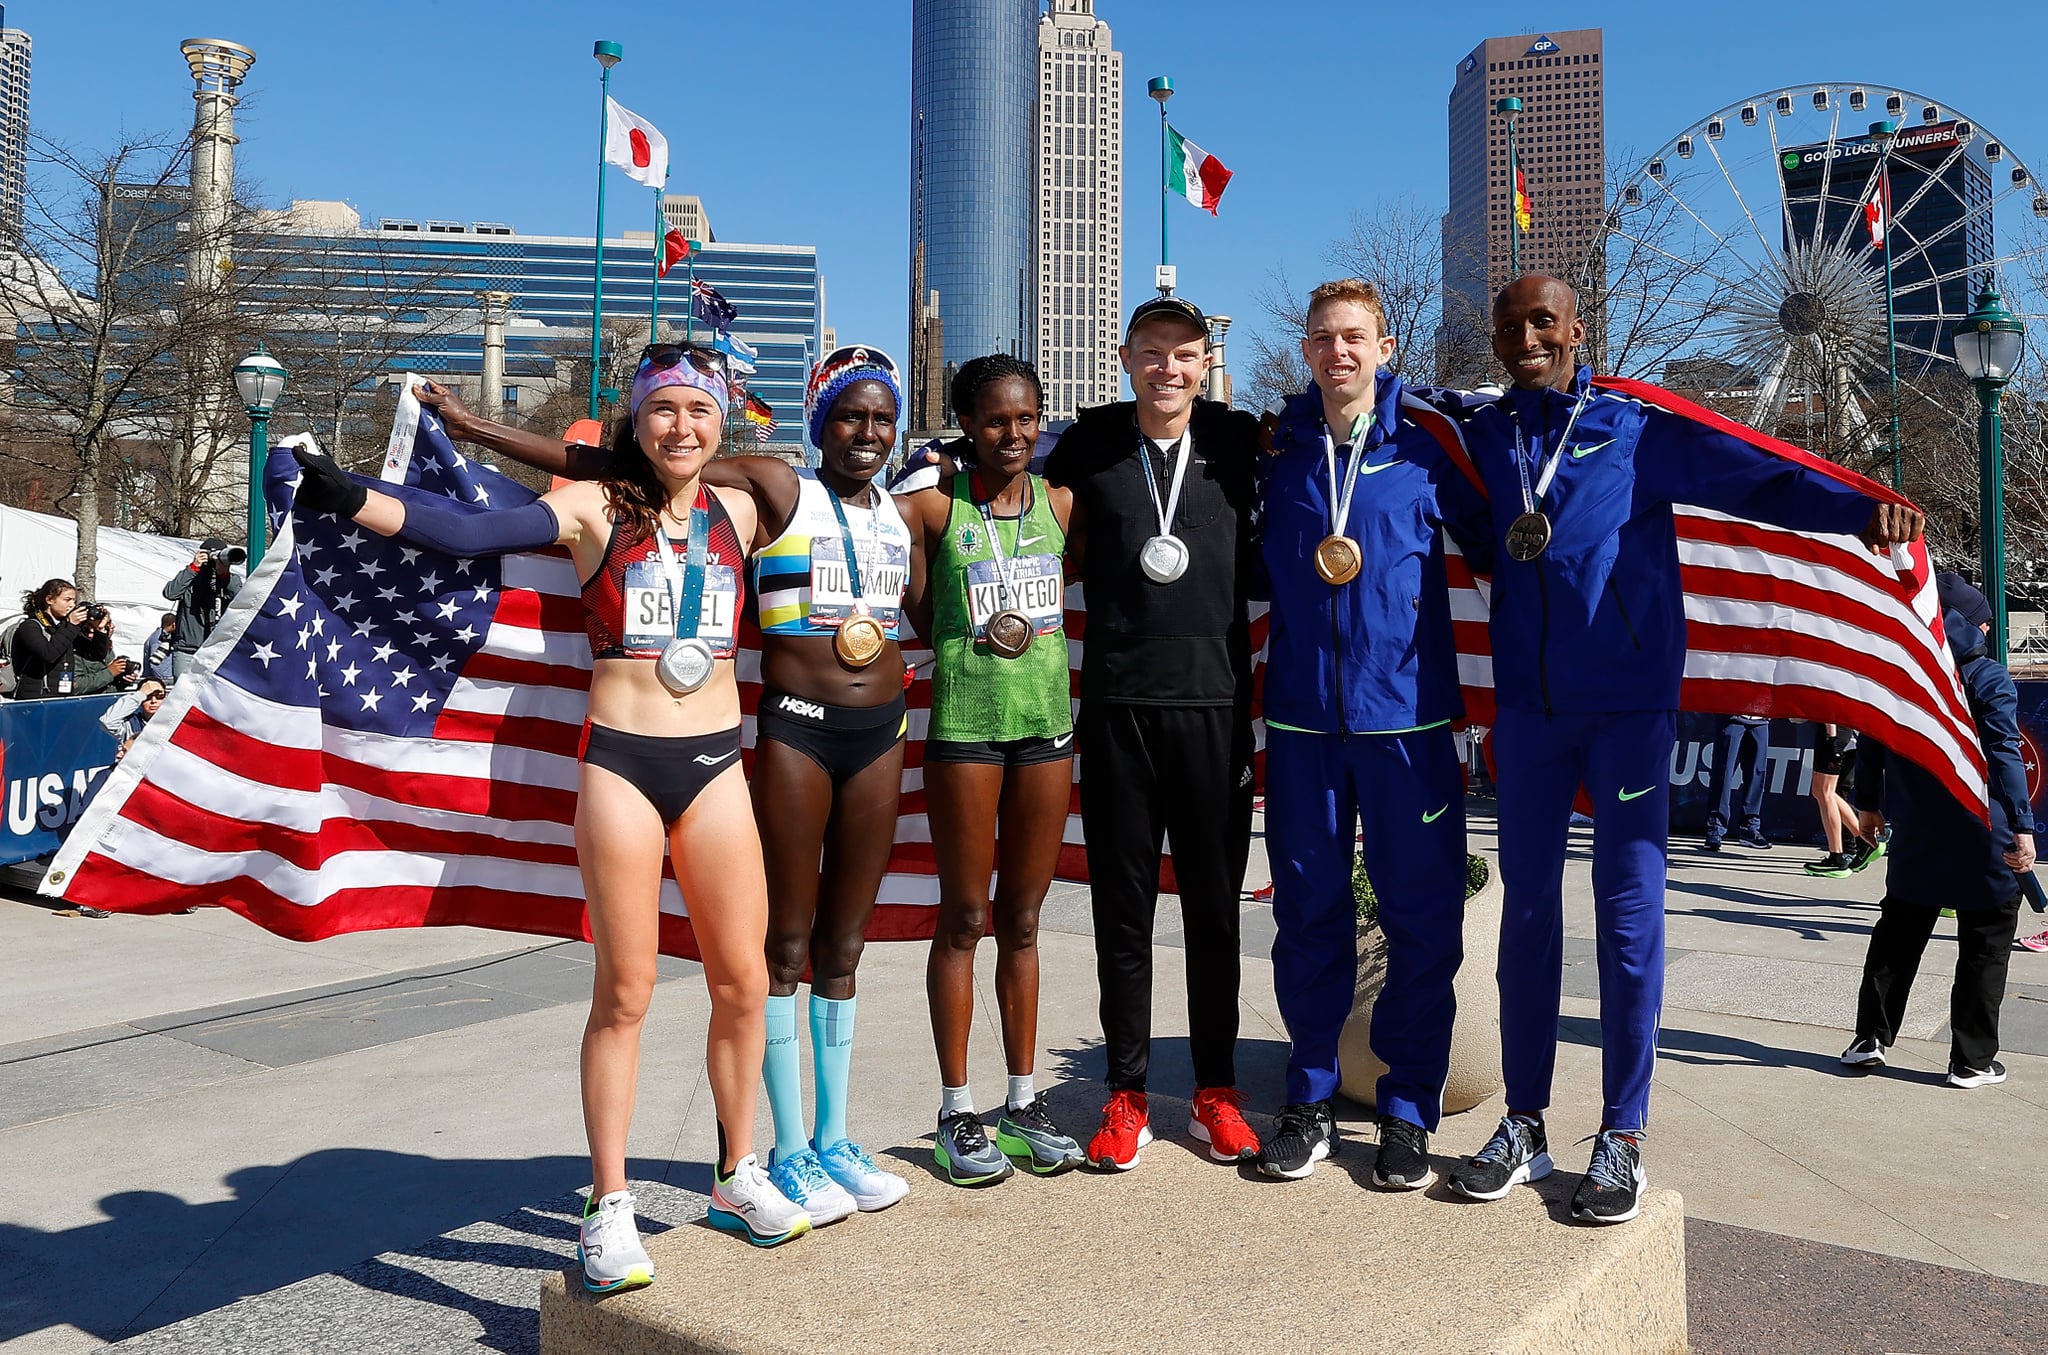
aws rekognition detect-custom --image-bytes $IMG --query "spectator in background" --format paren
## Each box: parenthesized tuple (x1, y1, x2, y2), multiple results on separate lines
(1805, 723, 1878, 878)
(10, 579, 112, 699)
(69, 607, 137, 695)
(99, 677, 167, 757)
(1703, 714, 1772, 852)
(163, 538, 243, 677)
(1841, 610, 2035, 1087)
(143, 612, 177, 684)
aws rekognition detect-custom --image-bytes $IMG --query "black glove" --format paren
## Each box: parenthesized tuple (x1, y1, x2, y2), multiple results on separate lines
(294, 448, 368, 519)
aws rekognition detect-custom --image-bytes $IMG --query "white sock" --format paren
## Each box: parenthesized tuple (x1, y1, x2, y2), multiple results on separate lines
(940, 1084, 974, 1119)
(1007, 1074, 1036, 1110)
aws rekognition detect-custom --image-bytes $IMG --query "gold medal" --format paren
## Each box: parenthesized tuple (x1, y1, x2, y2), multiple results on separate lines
(835, 610, 886, 667)
(1505, 510, 1553, 563)
(986, 609, 1035, 659)
(1314, 534, 1361, 586)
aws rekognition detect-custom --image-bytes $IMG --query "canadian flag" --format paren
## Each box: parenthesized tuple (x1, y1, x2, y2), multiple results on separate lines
(604, 98, 668, 188)
(1864, 172, 1889, 250)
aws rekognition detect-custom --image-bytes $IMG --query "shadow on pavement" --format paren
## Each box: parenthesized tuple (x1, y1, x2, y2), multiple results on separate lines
(0, 1146, 635, 1347)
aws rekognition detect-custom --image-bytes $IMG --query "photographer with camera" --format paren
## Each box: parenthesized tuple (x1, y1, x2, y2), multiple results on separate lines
(163, 537, 245, 678)
(10, 579, 127, 699)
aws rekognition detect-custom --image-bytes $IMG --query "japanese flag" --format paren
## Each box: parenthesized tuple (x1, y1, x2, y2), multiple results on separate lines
(605, 98, 668, 188)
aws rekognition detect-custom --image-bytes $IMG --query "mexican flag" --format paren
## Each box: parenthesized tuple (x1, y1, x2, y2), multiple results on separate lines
(1167, 125, 1233, 215)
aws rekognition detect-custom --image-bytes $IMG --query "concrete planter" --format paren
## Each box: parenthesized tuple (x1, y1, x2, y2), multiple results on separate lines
(1337, 853, 1504, 1116)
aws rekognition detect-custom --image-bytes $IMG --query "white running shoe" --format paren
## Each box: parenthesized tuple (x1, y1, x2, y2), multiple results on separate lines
(817, 1137, 911, 1211)
(707, 1153, 811, 1247)
(579, 1189, 655, 1294)
(767, 1147, 858, 1225)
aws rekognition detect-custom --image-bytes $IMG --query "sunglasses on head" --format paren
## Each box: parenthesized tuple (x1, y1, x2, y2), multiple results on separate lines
(639, 343, 727, 379)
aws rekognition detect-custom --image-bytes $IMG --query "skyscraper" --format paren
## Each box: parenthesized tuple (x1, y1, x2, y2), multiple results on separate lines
(909, 0, 1037, 428)
(0, 7, 33, 251)
(1444, 29, 1606, 334)
(1034, 0, 1121, 420)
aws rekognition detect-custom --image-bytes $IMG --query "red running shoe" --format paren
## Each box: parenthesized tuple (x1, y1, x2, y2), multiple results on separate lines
(1250, 882, 1275, 903)
(1086, 1090, 1152, 1171)
(1190, 1086, 1261, 1162)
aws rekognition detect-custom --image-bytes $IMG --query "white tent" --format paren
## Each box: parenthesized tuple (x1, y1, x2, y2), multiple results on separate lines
(0, 504, 215, 665)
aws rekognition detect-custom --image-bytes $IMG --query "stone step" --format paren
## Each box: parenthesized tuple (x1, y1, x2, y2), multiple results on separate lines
(541, 1102, 1687, 1355)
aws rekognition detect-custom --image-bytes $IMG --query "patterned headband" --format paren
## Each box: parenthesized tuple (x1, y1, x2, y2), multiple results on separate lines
(630, 356, 730, 418)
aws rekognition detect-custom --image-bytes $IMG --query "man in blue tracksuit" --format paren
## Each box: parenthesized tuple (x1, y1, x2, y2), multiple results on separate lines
(1439, 274, 1923, 1224)
(1253, 279, 1489, 1189)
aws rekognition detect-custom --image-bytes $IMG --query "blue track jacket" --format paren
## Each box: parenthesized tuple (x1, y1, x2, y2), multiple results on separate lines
(1259, 374, 1480, 734)
(1448, 366, 1879, 716)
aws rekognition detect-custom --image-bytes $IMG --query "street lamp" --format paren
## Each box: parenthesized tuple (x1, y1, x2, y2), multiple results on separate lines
(1148, 76, 1174, 295)
(1952, 284, 2026, 660)
(232, 342, 287, 557)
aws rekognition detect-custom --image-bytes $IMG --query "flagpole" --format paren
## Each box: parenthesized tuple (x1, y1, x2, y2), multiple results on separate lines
(1871, 120, 1903, 489)
(684, 250, 697, 343)
(650, 185, 663, 344)
(589, 41, 622, 419)
(1149, 77, 1173, 295)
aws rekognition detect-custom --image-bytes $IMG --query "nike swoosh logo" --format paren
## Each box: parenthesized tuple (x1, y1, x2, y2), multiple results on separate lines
(1422, 804, 1449, 823)
(1359, 459, 1401, 475)
(1618, 785, 1654, 801)
(1053, 733, 1073, 749)
(694, 749, 740, 767)
(1570, 438, 1616, 459)
(1019, 534, 1047, 547)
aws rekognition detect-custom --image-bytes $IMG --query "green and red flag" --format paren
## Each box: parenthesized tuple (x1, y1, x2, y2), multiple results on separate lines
(1166, 125, 1233, 215)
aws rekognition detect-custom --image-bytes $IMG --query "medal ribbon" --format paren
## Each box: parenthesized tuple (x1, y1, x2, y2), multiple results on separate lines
(1512, 383, 1595, 515)
(650, 492, 711, 641)
(822, 478, 872, 614)
(1322, 411, 1372, 539)
(1136, 428, 1193, 540)
(975, 474, 1034, 611)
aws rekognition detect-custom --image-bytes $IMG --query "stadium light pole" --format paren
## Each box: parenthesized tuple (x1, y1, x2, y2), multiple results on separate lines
(1953, 284, 2026, 662)
(589, 39, 623, 419)
(232, 343, 287, 557)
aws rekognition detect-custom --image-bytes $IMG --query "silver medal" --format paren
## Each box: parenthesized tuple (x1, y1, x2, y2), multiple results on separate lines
(1140, 532, 1189, 584)
(657, 636, 715, 695)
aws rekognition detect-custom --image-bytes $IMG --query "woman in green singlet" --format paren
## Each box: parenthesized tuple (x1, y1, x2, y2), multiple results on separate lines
(899, 354, 1084, 1187)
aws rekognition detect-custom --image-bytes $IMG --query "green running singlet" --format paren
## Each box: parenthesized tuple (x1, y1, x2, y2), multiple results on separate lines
(929, 472, 1074, 743)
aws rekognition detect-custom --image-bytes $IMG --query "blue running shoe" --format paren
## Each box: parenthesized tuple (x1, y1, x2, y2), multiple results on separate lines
(816, 1137, 909, 1211)
(767, 1147, 856, 1226)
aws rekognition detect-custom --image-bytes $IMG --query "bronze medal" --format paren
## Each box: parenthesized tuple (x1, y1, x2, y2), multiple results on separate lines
(1505, 511, 1553, 563)
(1314, 534, 1362, 586)
(835, 609, 886, 667)
(986, 609, 1035, 659)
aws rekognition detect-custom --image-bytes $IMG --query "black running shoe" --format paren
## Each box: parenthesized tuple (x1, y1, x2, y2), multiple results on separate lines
(1839, 1036, 1886, 1068)
(1946, 1060, 2007, 1089)
(1371, 1116, 1434, 1190)
(1849, 836, 1885, 873)
(1448, 1113, 1551, 1201)
(1571, 1130, 1645, 1225)
(1804, 852, 1853, 878)
(1255, 1100, 1335, 1180)
(1733, 821, 1772, 849)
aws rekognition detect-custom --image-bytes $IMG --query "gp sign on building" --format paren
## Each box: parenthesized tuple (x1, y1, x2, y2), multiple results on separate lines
(1, 696, 119, 867)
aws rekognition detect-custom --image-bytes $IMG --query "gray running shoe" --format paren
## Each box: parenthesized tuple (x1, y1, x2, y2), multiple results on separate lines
(935, 1109, 1013, 1187)
(995, 1095, 1084, 1174)
(1447, 1113, 1552, 1201)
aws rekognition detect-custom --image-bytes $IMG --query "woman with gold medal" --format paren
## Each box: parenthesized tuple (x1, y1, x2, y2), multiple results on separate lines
(898, 355, 1085, 1186)
(414, 345, 916, 1224)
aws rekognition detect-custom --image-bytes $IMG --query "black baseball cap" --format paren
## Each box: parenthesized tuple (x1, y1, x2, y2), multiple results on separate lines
(201, 536, 230, 553)
(1124, 295, 1208, 341)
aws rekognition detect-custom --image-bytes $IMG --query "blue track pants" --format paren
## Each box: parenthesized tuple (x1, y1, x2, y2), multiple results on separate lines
(1267, 725, 1468, 1128)
(1491, 706, 1673, 1133)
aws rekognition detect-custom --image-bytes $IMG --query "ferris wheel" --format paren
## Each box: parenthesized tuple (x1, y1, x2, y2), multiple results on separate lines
(1579, 82, 2048, 461)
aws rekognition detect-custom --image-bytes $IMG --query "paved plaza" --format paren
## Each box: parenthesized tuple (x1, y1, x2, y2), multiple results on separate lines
(2, 799, 2046, 1353)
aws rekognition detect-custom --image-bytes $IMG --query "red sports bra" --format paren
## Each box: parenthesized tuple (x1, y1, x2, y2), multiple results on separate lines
(582, 487, 748, 661)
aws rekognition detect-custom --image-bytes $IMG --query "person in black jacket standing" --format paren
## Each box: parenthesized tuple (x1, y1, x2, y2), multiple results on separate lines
(1044, 296, 1263, 1171)
(1841, 610, 2036, 1087)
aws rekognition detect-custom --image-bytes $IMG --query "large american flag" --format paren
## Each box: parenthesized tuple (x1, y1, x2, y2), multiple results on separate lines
(1406, 376, 1988, 818)
(40, 389, 1246, 953)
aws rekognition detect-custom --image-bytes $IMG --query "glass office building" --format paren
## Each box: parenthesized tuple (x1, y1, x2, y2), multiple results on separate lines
(910, 0, 1038, 420)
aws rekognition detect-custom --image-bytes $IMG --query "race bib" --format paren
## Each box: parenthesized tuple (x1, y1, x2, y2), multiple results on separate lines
(965, 554, 1063, 639)
(809, 535, 909, 633)
(621, 561, 740, 658)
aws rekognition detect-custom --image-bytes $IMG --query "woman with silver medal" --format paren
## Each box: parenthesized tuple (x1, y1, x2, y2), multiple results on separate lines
(1505, 382, 1594, 564)
(293, 346, 816, 1270)
(900, 356, 1086, 1183)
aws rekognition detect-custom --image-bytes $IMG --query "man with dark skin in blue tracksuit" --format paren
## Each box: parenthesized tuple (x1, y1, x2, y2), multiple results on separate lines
(1439, 274, 1924, 1224)
(1252, 279, 1490, 1189)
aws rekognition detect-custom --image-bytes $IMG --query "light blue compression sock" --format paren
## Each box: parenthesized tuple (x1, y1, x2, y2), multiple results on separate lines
(810, 993, 856, 1150)
(761, 993, 808, 1163)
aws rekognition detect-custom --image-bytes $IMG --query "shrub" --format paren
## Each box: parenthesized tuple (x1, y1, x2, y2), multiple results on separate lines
(1353, 852, 1490, 924)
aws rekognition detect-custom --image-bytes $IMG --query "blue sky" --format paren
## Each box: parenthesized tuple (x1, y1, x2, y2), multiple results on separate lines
(17, 1, 2048, 403)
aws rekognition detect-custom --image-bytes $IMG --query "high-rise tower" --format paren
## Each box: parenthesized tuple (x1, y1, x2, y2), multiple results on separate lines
(1033, 0, 1121, 420)
(909, 0, 1037, 428)
(0, 6, 31, 251)
(1444, 29, 1606, 341)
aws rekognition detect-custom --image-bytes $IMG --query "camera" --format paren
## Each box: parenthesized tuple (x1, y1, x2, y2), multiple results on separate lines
(80, 602, 110, 624)
(222, 546, 247, 565)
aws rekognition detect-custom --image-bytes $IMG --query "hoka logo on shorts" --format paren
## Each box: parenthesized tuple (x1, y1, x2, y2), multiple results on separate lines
(777, 695, 827, 721)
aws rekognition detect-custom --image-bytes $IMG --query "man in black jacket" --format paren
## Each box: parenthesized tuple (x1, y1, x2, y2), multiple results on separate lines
(162, 538, 242, 677)
(1044, 296, 1264, 1171)
(1841, 609, 2036, 1087)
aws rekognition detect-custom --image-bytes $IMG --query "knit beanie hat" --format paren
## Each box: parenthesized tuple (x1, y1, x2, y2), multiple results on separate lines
(806, 345, 903, 449)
